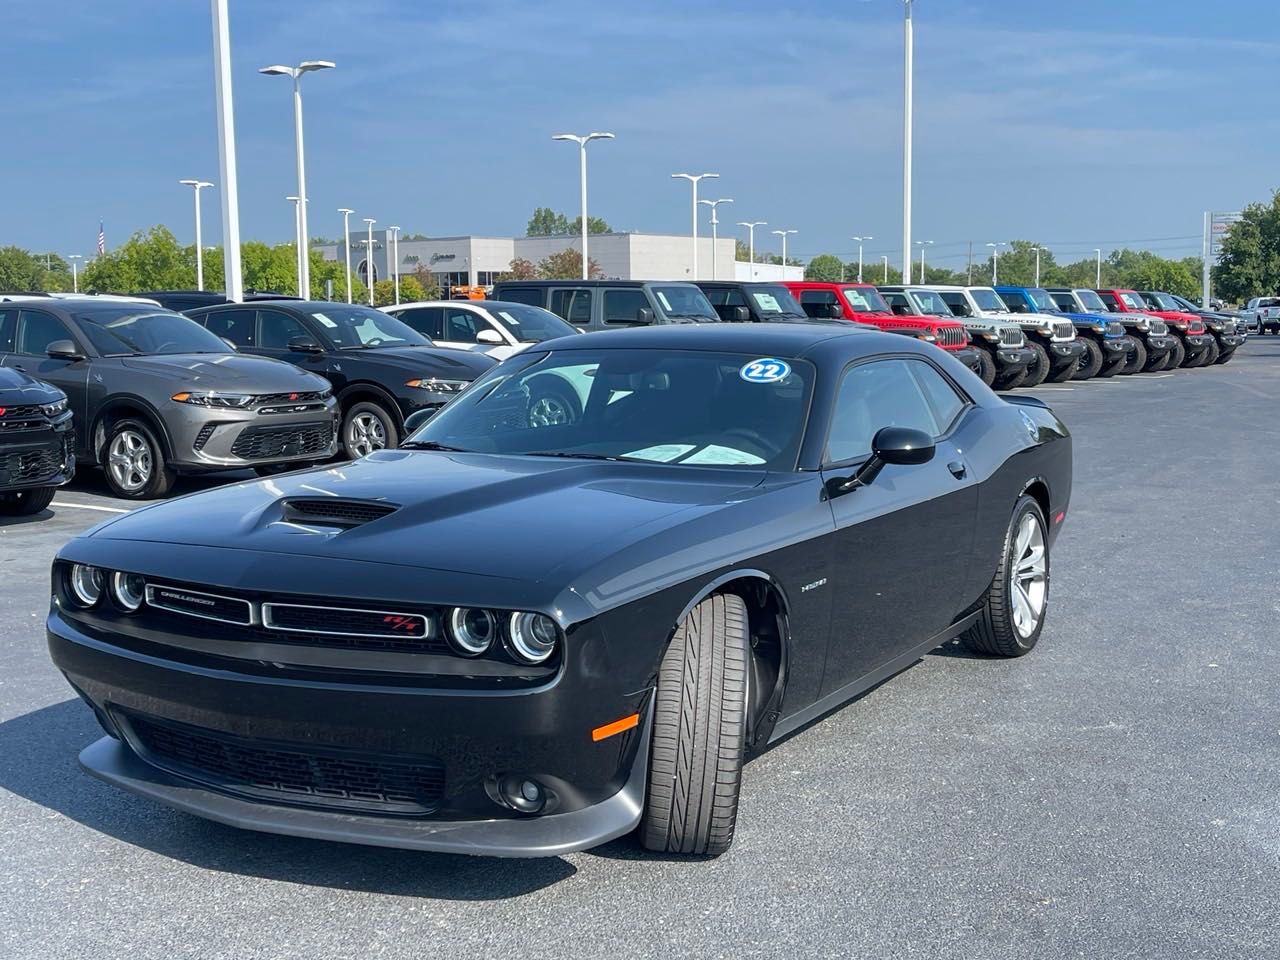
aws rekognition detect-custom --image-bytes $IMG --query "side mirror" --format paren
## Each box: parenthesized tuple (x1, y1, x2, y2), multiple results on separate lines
(635, 307, 654, 325)
(892, 304, 912, 316)
(476, 328, 504, 345)
(829, 426, 935, 496)
(403, 409, 435, 433)
(46, 340, 84, 360)
(825, 303, 845, 320)
(287, 335, 324, 353)
(729, 305, 751, 322)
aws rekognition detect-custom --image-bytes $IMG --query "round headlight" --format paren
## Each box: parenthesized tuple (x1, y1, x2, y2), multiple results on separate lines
(69, 564, 104, 607)
(110, 572, 146, 612)
(447, 607, 495, 656)
(507, 612, 560, 665)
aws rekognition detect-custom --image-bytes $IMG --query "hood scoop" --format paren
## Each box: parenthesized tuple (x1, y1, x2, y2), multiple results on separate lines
(280, 498, 399, 529)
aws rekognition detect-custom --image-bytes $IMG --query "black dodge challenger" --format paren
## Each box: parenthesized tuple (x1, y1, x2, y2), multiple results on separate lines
(47, 324, 1071, 857)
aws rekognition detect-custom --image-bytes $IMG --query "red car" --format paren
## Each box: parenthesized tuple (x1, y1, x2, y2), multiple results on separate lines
(1094, 289, 1214, 369)
(783, 282, 982, 374)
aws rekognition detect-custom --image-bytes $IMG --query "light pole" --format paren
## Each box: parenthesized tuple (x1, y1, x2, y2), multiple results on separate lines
(1030, 246, 1042, 287)
(259, 59, 335, 299)
(698, 198, 733, 279)
(902, 0, 915, 283)
(211, 0, 243, 301)
(363, 218, 376, 304)
(671, 172, 719, 278)
(737, 221, 766, 279)
(914, 239, 933, 282)
(771, 229, 797, 279)
(881, 256, 890, 283)
(338, 208, 354, 303)
(68, 255, 82, 293)
(287, 197, 303, 294)
(987, 242, 1006, 284)
(852, 235, 873, 282)
(179, 180, 214, 290)
(552, 132, 614, 279)
(388, 225, 401, 303)
(1094, 248, 1102, 287)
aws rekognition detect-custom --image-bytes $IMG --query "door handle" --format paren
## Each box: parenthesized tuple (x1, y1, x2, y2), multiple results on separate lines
(947, 460, 967, 479)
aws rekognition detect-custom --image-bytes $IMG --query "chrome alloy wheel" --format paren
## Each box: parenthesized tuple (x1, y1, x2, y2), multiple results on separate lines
(1010, 513, 1047, 638)
(107, 429, 153, 494)
(347, 412, 387, 457)
(529, 395, 572, 427)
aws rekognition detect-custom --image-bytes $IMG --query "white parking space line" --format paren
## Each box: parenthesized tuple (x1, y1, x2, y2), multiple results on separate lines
(52, 500, 130, 514)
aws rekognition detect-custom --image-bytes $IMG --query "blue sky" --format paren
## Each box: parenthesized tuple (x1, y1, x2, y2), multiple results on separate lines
(5, 0, 1278, 271)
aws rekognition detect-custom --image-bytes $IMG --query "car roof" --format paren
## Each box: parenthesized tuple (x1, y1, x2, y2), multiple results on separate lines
(386, 300, 550, 311)
(537, 321, 880, 357)
(491, 279, 701, 288)
(6, 299, 175, 318)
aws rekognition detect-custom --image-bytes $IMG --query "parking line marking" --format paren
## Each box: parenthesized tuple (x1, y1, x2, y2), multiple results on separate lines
(53, 500, 130, 514)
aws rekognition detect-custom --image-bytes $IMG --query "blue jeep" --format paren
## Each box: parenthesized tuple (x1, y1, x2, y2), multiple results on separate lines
(996, 286, 1131, 381)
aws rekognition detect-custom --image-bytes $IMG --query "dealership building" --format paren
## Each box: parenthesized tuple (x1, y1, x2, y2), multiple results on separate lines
(313, 230, 802, 293)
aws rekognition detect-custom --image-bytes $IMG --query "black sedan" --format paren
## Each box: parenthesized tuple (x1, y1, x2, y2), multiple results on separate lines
(186, 301, 495, 459)
(0, 366, 74, 515)
(47, 324, 1071, 857)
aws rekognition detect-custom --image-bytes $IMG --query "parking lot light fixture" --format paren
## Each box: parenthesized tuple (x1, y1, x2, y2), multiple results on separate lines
(363, 218, 376, 305)
(902, 0, 915, 283)
(914, 239, 934, 283)
(68, 254, 82, 292)
(1095, 248, 1102, 287)
(882, 255, 890, 283)
(736, 221, 766, 279)
(211, 0, 243, 302)
(179, 180, 214, 290)
(338, 208, 354, 303)
(287, 197, 304, 294)
(1030, 246, 1042, 287)
(553, 132, 614, 280)
(698, 198, 733, 279)
(771, 229, 797, 279)
(852, 236, 873, 282)
(388, 225, 401, 304)
(259, 59, 334, 299)
(671, 173, 719, 279)
(987, 241, 1006, 284)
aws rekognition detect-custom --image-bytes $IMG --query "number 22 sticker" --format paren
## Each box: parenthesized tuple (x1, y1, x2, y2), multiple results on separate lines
(739, 358, 791, 383)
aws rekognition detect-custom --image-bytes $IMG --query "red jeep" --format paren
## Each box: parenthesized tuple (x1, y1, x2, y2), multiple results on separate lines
(783, 281, 982, 373)
(1095, 289, 1214, 369)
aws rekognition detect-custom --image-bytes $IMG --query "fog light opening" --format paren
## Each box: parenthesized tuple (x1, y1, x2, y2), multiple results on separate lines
(497, 774, 546, 815)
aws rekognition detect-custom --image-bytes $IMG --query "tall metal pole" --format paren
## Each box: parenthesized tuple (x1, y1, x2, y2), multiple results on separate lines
(1202, 211, 1212, 308)
(738, 221, 766, 280)
(902, 0, 914, 282)
(699, 199, 733, 279)
(882, 256, 889, 283)
(672, 173, 718, 278)
(553, 133, 614, 279)
(287, 197, 302, 293)
(389, 225, 400, 304)
(180, 180, 213, 290)
(772, 229, 796, 279)
(338, 208, 353, 303)
(1032, 246, 1041, 287)
(211, 0, 243, 301)
(852, 236, 872, 282)
(68, 255, 82, 293)
(364, 218, 376, 305)
(1095, 248, 1102, 288)
(914, 239, 932, 283)
(987, 242, 1005, 285)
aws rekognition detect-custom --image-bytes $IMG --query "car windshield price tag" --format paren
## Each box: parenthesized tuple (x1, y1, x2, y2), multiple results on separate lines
(739, 358, 791, 383)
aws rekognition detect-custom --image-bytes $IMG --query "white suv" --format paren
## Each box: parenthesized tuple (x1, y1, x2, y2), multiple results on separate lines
(384, 300, 579, 359)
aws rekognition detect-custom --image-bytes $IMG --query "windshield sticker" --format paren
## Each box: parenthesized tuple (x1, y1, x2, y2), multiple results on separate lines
(844, 289, 870, 309)
(655, 291, 673, 312)
(312, 313, 337, 328)
(683, 446, 765, 466)
(739, 358, 791, 383)
(497, 311, 520, 325)
(752, 293, 782, 312)
(624, 444, 695, 462)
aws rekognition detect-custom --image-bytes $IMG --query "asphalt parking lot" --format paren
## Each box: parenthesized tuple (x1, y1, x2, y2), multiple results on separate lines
(3, 343, 1279, 960)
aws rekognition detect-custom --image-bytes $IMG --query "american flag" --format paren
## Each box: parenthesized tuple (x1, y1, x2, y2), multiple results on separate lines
(96, 220, 105, 255)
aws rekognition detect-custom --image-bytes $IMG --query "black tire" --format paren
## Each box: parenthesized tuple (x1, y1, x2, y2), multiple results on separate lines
(1166, 336, 1186, 370)
(1021, 341, 1050, 387)
(641, 592, 749, 856)
(1199, 338, 1220, 367)
(1095, 351, 1125, 378)
(1046, 355, 1077, 383)
(994, 367, 1027, 391)
(963, 495, 1050, 658)
(1123, 338, 1147, 374)
(526, 375, 582, 428)
(103, 418, 175, 500)
(341, 401, 399, 460)
(1072, 338, 1103, 380)
(0, 486, 57, 516)
(1214, 347, 1235, 365)
(972, 349, 997, 387)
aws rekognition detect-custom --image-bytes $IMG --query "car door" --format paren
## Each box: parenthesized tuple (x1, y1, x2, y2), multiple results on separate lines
(798, 288, 839, 319)
(390, 306, 446, 343)
(818, 357, 978, 694)
(549, 287, 595, 330)
(197, 306, 257, 352)
(2, 309, 93, 441)
(253, 308, 332, 371)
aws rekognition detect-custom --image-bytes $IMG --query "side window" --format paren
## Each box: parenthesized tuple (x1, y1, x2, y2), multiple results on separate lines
(550, 288, 593, 325)
(497, 287, 542, 307)
(395, 307, 445, 339)
(0, 310, 15, 351)
(15, 310, 75, 356)
(882, 292, 913, 315)
(602, 288, 649, 324)
(826, 359, 940, 464)
(443, 308, 483, 343)
(798, 289, 837, 318)
(908, 360, 966, 432)
(200, 308, 256, 347)
(1001, 294, 1029, 314)
(257, 310, 310, 349)
(938, 292, 968, 317)
(1096, 292, 1120, 312)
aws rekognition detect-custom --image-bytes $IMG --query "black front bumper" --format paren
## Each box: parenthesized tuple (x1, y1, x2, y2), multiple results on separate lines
(994, 346, 1035, 372)
(1046, 339, 1086, 368)
(0, 414, 75, 493)
(1101, 336, 1133, 359)
(1213, 332, 1245, 350)
(1141, 334, 1175, 356)
(950, 346, 983, 373)
(1181, 332, 1215, 356)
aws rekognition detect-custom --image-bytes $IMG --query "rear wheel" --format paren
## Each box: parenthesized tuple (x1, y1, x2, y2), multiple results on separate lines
(1166, 337, 1186, 370)
(1021, 341, 1050, 388)
(1214, 347, 1235, 365)
(963, 495, 1050, 658)
(103, 418, 175, 500)
(0, 486, 57, 516)
(641, 592, 749, 856)
(526, 375, 583, 428)
(1123, 339, 1147, 374)
(1071, 338, 1103, 380)
(1199, 338, 1220, 367)
(994, 367, 1027, 390)
(974, 349, 997, 387)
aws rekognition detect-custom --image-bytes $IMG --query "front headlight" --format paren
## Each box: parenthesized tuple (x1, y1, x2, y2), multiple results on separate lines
(69, 564, 104, 607)
(507, 612, 560, 665)
(41, 398, 68, 417)
(110, 572, 146, 612)
(171, 391, 255, 408)
(981, 331, 1000, 342)
(917, 333, 937, 343)
(447, 607, 496, 657)
(406, 378, 470, 393)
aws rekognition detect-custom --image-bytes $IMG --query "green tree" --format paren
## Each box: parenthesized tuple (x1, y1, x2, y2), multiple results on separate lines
(496, 257, 537, 281)
(82, 225, 193, 292)
(526, 207, 571, 236)
(372, 277, 427, 306)
(568, 215, 610, 235)
(804, 253, 845, 282)
(734, 239, 751, 262)
(0, 246, 46, 290)
(536, 248, 602, 279)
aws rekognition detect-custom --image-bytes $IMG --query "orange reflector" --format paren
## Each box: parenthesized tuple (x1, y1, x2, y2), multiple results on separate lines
(592, 713, 639, 742)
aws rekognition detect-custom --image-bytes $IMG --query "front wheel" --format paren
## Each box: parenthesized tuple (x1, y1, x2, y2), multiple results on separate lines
(1123, 339, 1147, 374)
(1166, 337, 1187, 370)
(1071, 338, 1103, 380)
(0, 486, 57, 516)
(963, 495, 1050, 657)
(973, 349, 997, 387)
(341, 401, 399, 460)
(1199, 339, 1221, 367)
(1214, 347, 1235, 365)
(1021, 341, 1050, 387)
(103, 418, 175, 500)
(641, 592, 749, 856)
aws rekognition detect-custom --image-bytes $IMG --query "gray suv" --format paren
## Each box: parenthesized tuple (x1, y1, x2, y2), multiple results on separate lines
(0, 299, 337, 499)
(488, 280, 719, 330)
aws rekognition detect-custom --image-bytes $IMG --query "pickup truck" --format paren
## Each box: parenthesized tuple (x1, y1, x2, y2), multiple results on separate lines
(1047, 287, 1174, 373)
(1141, 291, 1243, 365)
(1239, 297, 1277, 334)
(990, 286, 1087, 384)
(1094, 289, 1214, 369)
(879, 284, 1032, 388)
(783, 281, 985, 375)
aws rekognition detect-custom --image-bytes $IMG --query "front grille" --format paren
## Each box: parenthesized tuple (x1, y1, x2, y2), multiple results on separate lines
(0, 404, 42, 420)
(263, 602, 431, 640)
(2, 446, 60, 483)
(1147, 319, 1168, 336)
(282, 497, 397, 528)
(938, 326, 966, 348)
(1222, 320, 1237, 335)
(0, 404, 47, 432)
(1106, 320, 1125, 337)
(230, 421, 332, 461)
(1189, 320, 1206, 335)
(145, 584, 254, 625)
(125, 712, 446, 815)
(253, 390, 328, 406)
(1052, 321, 1075, 339)
(999, 327, 1024, 347)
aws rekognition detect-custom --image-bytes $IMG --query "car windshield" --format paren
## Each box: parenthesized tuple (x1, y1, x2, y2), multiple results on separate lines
(841, 287, 889, 313)
(908, 290, 951, 316)
(968, 288, 1009, 312)
(309, 306, 430, 349)
(406, 348, 813, 470)
(73, 308, 233, 356)
(484, 303, 577, 343)
(1074, 289, 1109, 312)
(1119, 292, 1148, 311)
(748, 286, 806, 317)
(1146, 292, 1182, 311)
(1025, 289, 1061, 312)
(650, 286, 719, 321)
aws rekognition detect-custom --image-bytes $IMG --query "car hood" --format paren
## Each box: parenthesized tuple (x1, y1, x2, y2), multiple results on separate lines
(0, 365, 63, 401)
(119, 353, 329, 391)
(86, 450, 769, 582)
(336, 346, 495, 379)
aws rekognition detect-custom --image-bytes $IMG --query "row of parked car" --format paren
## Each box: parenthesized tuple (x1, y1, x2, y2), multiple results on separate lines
(0, 275, 1249, 511)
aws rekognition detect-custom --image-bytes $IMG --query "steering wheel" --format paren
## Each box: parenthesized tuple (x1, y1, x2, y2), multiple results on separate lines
(154, 341, 179, 353)
(364, 337, 387, 347)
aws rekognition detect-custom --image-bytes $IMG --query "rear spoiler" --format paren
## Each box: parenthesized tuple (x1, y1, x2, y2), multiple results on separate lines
(1003, 394, 1049, 410)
